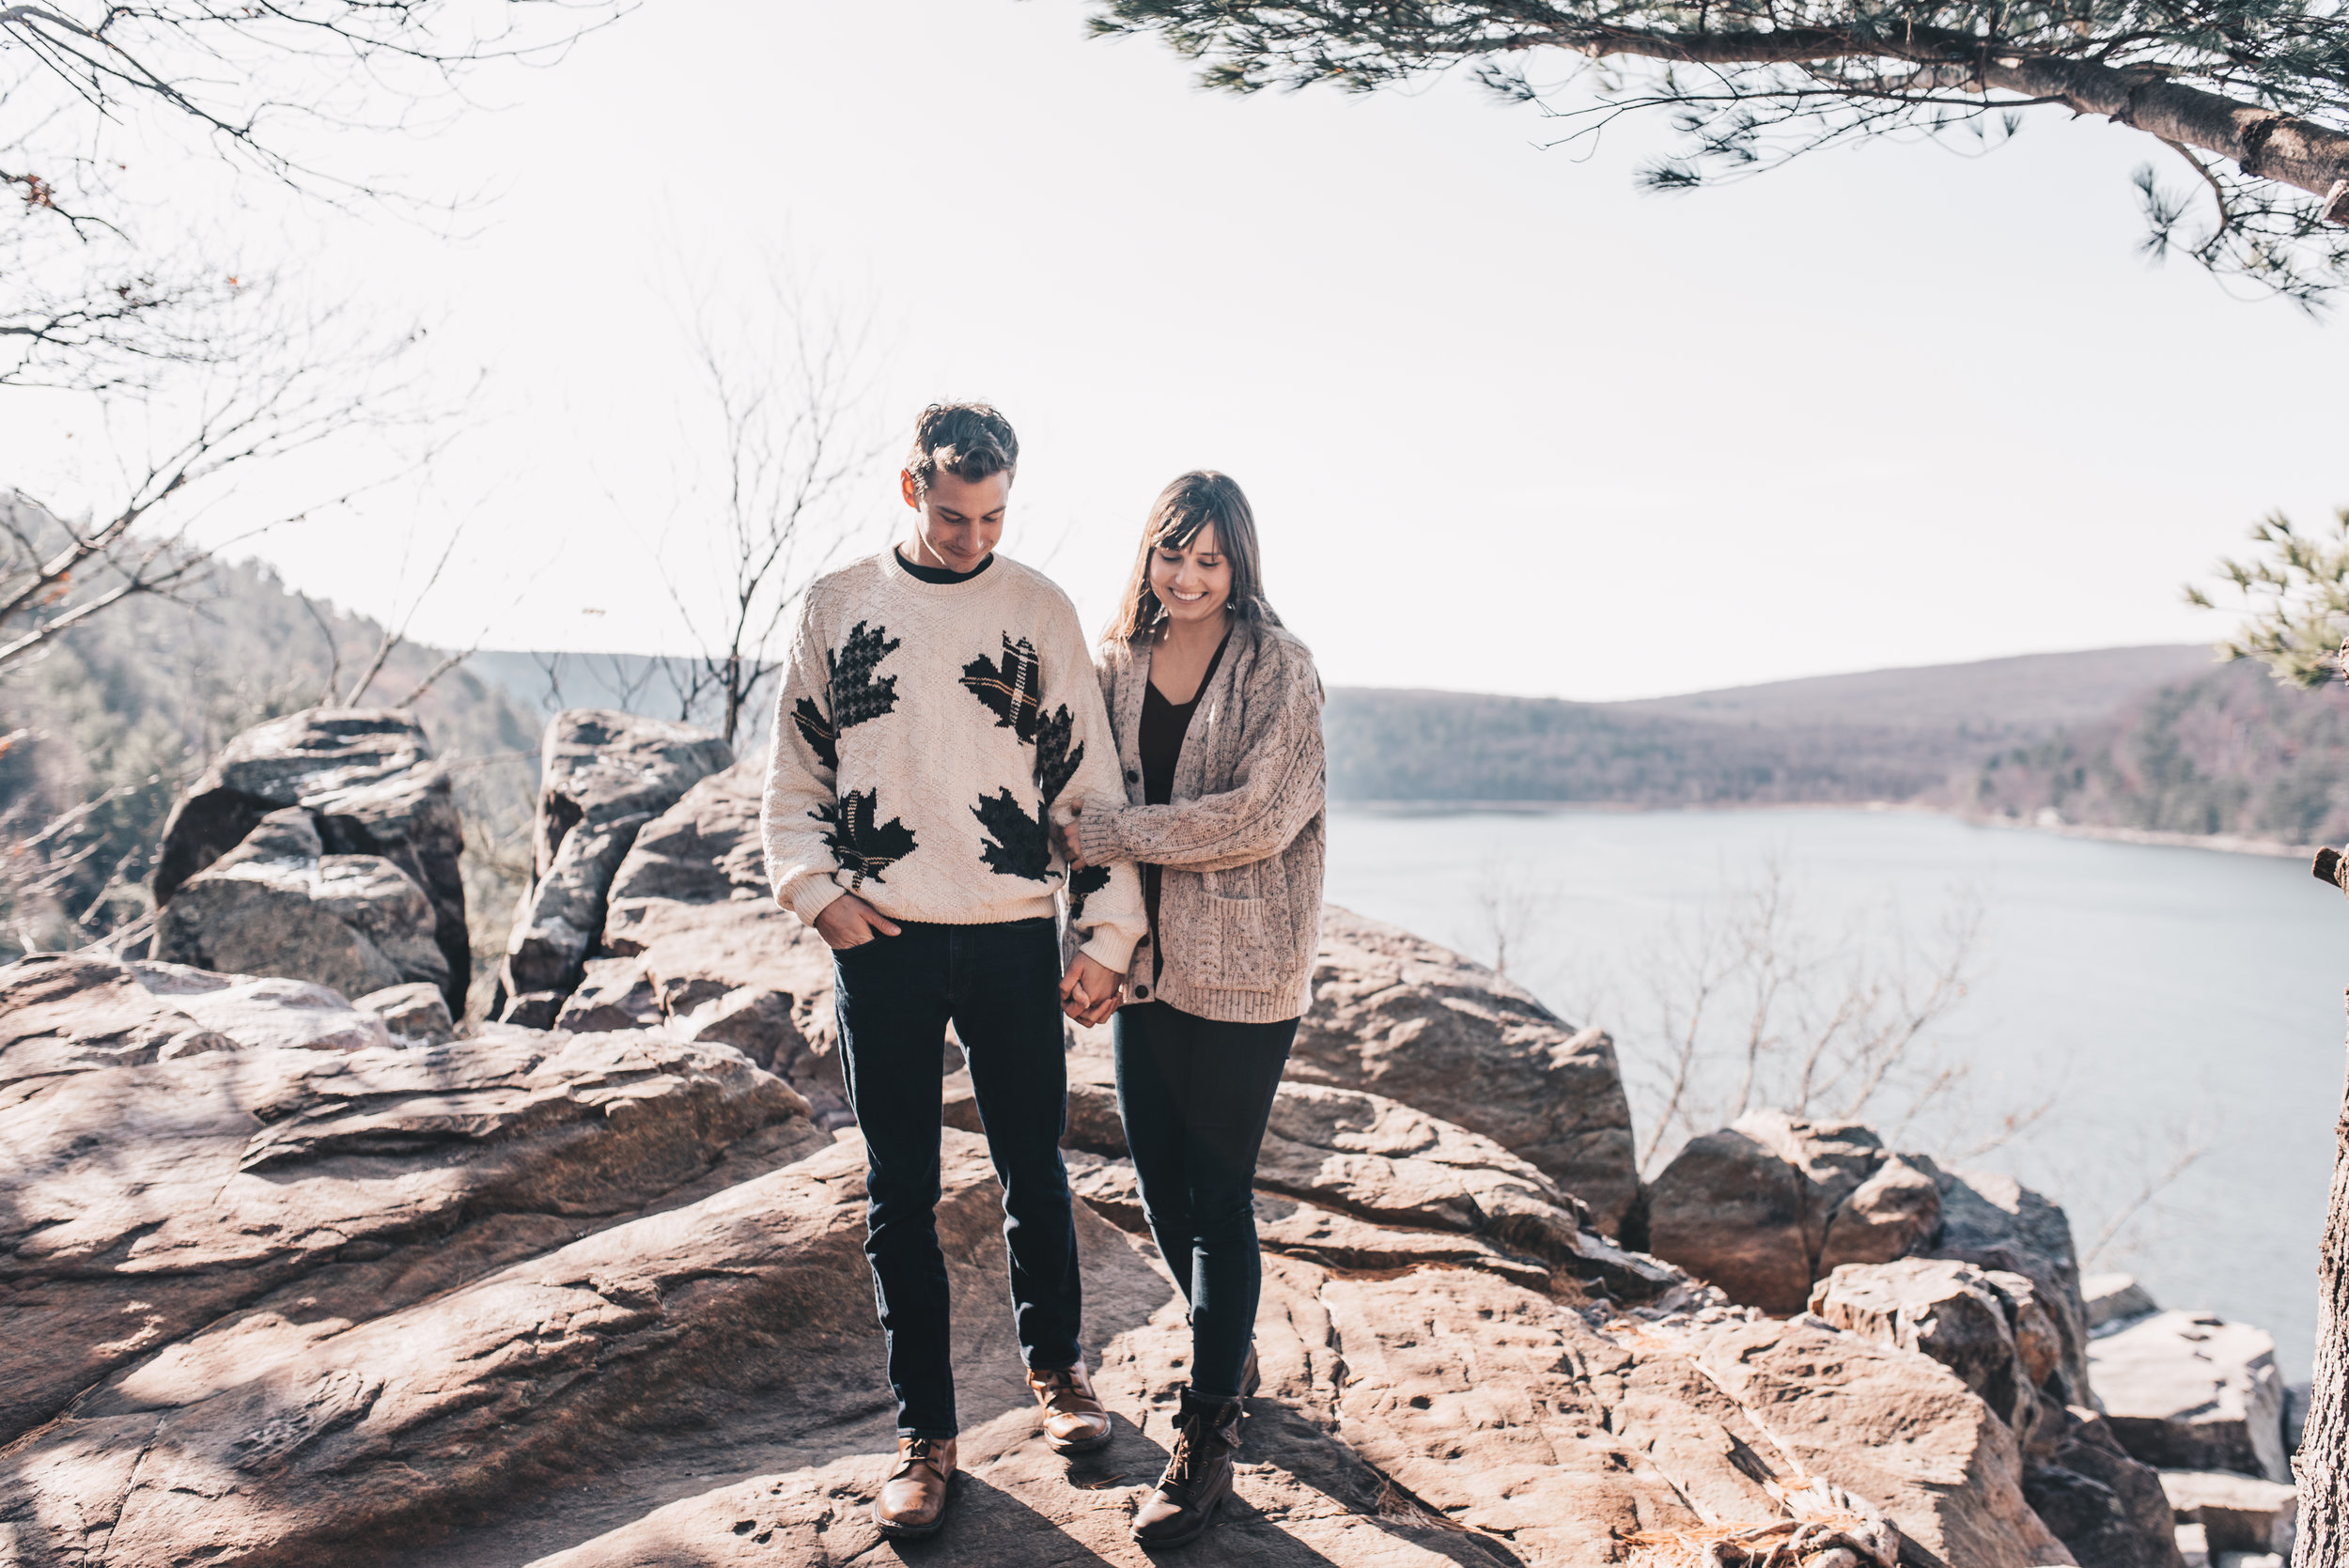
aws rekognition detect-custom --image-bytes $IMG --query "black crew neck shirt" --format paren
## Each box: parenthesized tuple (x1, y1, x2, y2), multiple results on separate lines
(894, 548, 995, 585)
(1137, 629, 1232, 977)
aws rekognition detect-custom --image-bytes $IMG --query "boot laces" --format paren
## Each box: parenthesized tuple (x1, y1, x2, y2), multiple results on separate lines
(896, 1437, 944, 1476)
(1162, 1408, 1227, 1490)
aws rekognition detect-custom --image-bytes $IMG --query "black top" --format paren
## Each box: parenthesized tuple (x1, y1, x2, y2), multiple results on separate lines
(1136, 629, 1230, 975)
(894, 549, 994, 585)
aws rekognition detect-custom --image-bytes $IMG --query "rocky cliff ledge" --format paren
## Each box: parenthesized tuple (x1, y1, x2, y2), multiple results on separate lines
(0, 706, 2302, 1567)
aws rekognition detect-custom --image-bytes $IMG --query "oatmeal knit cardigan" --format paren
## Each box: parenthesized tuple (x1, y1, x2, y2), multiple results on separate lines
(1081, 616, 1326, 1023)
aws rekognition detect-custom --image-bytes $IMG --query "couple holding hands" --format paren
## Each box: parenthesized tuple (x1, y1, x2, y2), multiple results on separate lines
(758, 401, 1326, 1548)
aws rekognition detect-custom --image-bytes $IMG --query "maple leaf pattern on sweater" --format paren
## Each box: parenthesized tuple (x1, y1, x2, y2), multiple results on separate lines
(972, 787, 1051, 880)
(817, 788, 917, 889)
(1067, 863, 1111, 922)
(829, 622, 902, 730)
(1033, 701, 1082, 803)
(791, 697, 837, 770)
(960, 634, 1041, 742)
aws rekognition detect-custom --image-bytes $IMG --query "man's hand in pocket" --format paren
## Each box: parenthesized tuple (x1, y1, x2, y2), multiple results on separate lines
(814, 893, 902, 951)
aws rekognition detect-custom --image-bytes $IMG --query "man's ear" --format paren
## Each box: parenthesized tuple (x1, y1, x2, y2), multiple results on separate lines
(899, 470, 921, 510)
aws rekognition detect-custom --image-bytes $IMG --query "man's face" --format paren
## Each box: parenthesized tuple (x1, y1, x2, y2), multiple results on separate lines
(901, 467, 1010, 573)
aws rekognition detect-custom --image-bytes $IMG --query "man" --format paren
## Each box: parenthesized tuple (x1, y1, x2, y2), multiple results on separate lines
(760, 401, 1143, 1539)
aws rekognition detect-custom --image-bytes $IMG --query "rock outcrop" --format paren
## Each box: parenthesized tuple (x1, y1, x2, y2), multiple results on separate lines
(2, 951, 391, 1099)
(552, 759, 848, 1124)
(2091, 1309, 2290, 1483)
(2159, 1469, 2297, 1557)
(1642, 1111, 2091, 1405)
(496, 710, 733, 1027)
(151, 708, 469, 1008)
(155, 807, 452, 1003)
(1812, 1260, 2182, 1568)
(5, 940, 2085, 1568)
(0, 1004, 811, 1453)
(1291, 906, 1641, 1233)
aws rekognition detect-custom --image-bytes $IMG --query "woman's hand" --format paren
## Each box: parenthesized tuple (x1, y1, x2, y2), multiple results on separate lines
(1058, 804, 1090, 870)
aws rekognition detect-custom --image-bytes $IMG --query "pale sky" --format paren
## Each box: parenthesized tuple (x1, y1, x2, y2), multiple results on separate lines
(6, 0, 2343, 700)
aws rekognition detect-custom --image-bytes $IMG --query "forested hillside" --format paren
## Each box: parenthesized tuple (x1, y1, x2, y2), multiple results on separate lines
(1325, 645, 2215, 807)
(1327, 644, 2349, 848)
(1965, 660, 2349, 846)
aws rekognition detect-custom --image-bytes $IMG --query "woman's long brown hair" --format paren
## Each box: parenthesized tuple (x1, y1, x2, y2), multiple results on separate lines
(1104, 471, 1282, 646)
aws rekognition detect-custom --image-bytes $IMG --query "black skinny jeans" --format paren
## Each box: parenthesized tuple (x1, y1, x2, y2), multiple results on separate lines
(1112, 1000, 1297, 1400)
(832, 916, 1083, 1439)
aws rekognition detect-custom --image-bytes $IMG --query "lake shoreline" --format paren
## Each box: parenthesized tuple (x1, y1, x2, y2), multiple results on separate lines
(1332, 798, 2322, 862)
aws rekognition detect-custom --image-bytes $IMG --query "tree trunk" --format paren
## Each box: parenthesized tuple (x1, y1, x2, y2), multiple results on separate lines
(2298, 853, 2349, 1566)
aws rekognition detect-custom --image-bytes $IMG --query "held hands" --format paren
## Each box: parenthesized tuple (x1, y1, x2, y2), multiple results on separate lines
(813, 893, 902, 951)
(1058, 951, 1122, 1027)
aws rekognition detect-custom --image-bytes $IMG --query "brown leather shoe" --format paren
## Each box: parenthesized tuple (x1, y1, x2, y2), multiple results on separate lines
(1132, 1389, 1245, 1548)
(1028, 1359, 1113, 1453)
(873, 1436, 957, 1538)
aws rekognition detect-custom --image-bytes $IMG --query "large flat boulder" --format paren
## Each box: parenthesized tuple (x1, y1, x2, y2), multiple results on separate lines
(1292, 906, 1640, 1234)
(496, 710, 732, 1026)
(2159, 1469, 2297, 1557)
(523, 1175, 2063, 1568)
(2090, 1311, 2289, 1483)
(553, 761, 846, 1124)
(0, 1022, 811, 1450)
(155, 807, 450, 1003)
(152, 708, 469, 1008)
(1, 953, 389, 1103)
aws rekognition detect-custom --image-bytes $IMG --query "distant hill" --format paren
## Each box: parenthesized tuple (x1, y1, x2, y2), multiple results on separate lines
(1326, 644, 2217, 809)
(471, 639, 2349, 850)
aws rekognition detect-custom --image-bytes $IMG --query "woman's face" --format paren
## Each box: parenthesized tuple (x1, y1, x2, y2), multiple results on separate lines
(1149, 521, 1232, 628)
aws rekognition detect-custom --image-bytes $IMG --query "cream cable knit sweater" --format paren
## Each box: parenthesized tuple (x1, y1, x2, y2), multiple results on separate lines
(1085, 617, 1326, 1023)
(760, 551, 1145, 974)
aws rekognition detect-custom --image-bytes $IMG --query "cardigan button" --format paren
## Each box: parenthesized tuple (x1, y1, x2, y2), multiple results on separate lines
(1125, 768, 1139, 783)
(1133, 985, 1149, 1000)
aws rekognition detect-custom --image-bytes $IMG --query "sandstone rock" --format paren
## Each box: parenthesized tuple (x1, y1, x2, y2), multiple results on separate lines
(1921, 1156, 2092, 1407)
(1644, 1117, 1819, 1313)
(1, 952, 389, 1102)
(155, 806, 450, 1003)
(153, 707, 468, 1007)
(496, 710, 732, 1023)
(2087, 1272, 2160, 1329)
(0, 1025, 809, 1449)
(2159, 1470, 2297, 1557)
(526, 1188, 2065, 1568)
(2025, 1408, 2188, 1568)
(1809, 1258, 2065, 1456)
(1820, 1153, 1945, 1272)
(552, 761, 845, 1123)
(2090, 1312, 2288, 1483)
(354, 981, 456, 1043)
(1294, 906, 1640, 1234)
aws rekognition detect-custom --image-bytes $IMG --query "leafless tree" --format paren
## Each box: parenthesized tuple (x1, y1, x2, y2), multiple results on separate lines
(649, 277, 879, 748)
(1468, 860, 1558, 979)
(1618, 861, 1987, 1175)
(0, 304, 435, 675)
(4, 1, 613, 390)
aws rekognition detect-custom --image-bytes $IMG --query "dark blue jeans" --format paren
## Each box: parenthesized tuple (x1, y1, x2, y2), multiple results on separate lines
(1112, 1001, 1297, 1400)
(832, 916, 1082, 1439)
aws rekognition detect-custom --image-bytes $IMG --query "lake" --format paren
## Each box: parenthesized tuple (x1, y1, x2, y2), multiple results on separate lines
(1322, 804, 2343, 1381)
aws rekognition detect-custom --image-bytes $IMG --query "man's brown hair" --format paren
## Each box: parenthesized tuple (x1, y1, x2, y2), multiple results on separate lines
(904, 402, 1019, 496)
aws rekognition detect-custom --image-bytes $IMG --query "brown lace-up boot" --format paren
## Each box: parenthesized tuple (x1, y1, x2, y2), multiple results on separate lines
(1027, 1358, 1112, 1452)
(873, 1435, 957, 1539)
(1131, 1389, 1245, 1548)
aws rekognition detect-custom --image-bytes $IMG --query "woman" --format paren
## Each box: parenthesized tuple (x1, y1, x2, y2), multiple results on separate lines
(1061, 471, 1325, 1549)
